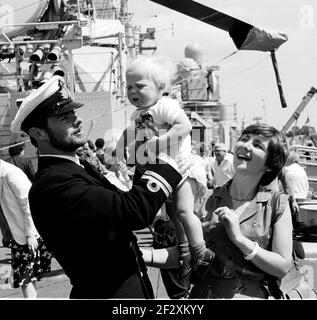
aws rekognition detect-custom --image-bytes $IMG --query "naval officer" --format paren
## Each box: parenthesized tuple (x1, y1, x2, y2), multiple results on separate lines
(11, 75, 186, 299)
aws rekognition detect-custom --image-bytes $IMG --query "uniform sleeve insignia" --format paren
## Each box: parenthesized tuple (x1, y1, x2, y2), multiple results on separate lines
(142, 171, 172, 197)
(147, 178, 160, 192)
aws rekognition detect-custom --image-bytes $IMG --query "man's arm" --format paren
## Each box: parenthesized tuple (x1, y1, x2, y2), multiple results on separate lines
(30, 157, 182, 231)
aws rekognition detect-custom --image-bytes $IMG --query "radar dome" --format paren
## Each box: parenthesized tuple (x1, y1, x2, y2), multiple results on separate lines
(184, 43, 204, 66)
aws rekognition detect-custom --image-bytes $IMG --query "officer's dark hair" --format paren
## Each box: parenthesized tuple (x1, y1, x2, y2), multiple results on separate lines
(240, 123, 286, 186)
(30, 136, 38, 148)
(8, 142, 25, 157)
(25, 117, 49, 148)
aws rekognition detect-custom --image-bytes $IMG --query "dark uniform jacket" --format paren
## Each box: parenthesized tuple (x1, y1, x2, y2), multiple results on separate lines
(29, 156, 181, 299)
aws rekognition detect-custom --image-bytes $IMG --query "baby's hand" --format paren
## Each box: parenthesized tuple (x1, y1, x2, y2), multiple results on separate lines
(27, 236, 39, 257)
(142, 120, 159, 136)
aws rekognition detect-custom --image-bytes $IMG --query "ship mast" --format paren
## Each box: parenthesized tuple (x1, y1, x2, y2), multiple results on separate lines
(118, 0, 130, 125)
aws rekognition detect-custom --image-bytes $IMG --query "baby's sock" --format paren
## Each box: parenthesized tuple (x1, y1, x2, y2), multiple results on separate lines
(189, 242, 206, 262)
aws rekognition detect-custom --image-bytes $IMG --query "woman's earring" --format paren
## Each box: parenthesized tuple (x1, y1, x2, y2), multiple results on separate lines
(265, 167, 272, 172)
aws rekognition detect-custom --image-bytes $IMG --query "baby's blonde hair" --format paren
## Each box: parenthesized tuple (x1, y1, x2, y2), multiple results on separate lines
(126, 55, 177, 92)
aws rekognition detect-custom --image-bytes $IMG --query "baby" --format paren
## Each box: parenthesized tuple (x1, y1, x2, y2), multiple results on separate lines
(116, 55, 211, 271)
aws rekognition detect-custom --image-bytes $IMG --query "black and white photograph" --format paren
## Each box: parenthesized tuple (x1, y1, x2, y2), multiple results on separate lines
(0, 0, 317, 311)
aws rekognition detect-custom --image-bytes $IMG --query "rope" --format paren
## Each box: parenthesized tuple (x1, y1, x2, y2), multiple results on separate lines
(0, 140, 29, 152)
(222, 54, 270, 82)
(83, 103, 129, 122)
(211, 50, 238, 65)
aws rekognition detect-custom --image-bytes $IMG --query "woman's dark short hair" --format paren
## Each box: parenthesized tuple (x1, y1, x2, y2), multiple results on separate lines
(95, 138, 105, 149)
(8, 142, 25, 157)
(240, 123, 286, 186)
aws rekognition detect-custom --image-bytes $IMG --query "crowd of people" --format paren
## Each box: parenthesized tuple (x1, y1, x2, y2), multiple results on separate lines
(0, 52, 315, 300)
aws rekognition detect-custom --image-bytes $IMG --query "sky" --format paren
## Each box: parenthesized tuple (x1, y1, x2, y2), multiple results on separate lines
(128, 0, 317, 131)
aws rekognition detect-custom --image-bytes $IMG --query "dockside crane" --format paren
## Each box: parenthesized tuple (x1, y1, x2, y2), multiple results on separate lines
(281, 87, 317, 135)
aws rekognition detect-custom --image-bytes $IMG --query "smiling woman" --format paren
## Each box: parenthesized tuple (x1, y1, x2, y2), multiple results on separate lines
(234, 133, 272, 185)
(237, 124, 287, 187)
(142, 123, 298, 299)
(188, 123, 293, 298)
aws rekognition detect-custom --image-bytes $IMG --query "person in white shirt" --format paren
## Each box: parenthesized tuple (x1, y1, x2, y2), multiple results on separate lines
(0, 159, 51, 298)
(283, 151, 309, 200)
(282, 150, 309, 223)
(197, 142, 214, 189)
(210, 143, 235, 187)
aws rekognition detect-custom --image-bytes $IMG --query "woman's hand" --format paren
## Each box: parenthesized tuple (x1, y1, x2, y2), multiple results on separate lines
(290, 199, 299, 215)
(214, 206, 243, 244)
(27, 236, 39, 256)
(141, 120, 159, 137)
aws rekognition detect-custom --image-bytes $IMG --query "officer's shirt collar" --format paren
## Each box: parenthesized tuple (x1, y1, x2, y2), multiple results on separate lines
(39, 154, 81, 166)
